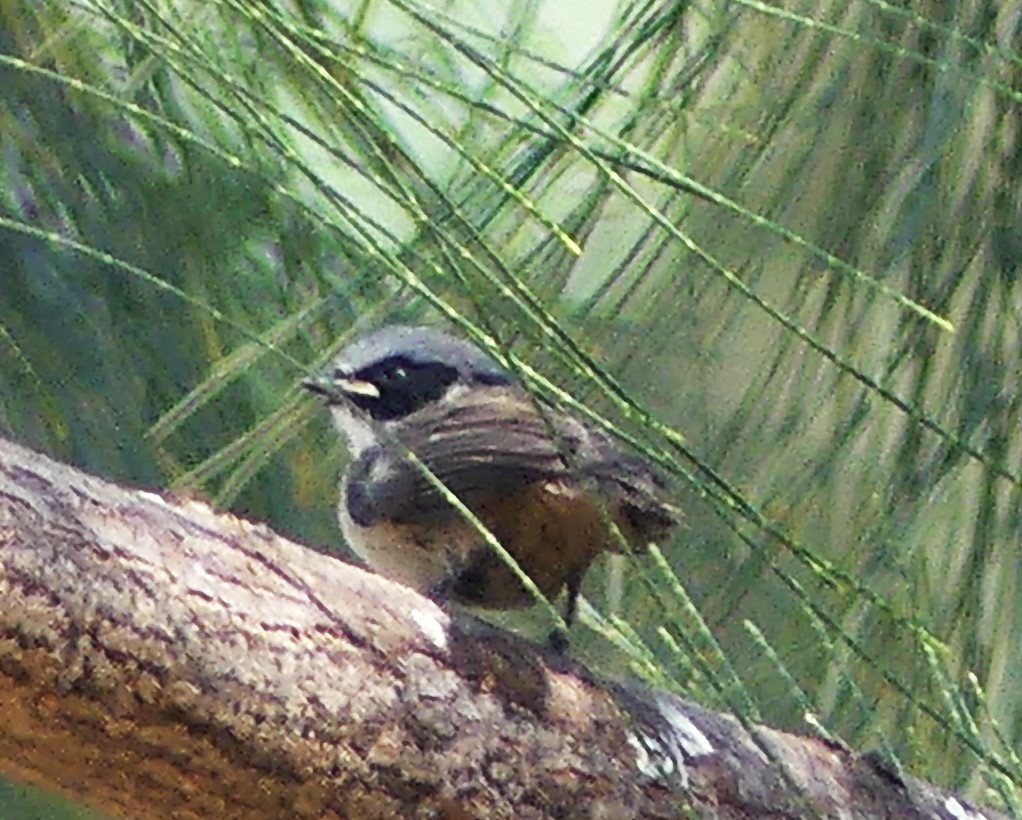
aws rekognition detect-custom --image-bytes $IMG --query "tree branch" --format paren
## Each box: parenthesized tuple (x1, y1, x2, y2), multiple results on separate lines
(0, 437, 1003, 818)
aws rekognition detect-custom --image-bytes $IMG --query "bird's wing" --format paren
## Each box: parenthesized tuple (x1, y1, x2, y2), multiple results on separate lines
(345, 389, 568, 525)
(346, 387, 679, 541)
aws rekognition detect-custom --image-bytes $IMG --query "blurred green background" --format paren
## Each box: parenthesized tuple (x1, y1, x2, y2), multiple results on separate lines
(2, 0, 1021, 816)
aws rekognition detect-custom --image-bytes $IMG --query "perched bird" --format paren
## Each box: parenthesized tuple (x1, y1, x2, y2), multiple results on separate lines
(304, 324, 678, 633)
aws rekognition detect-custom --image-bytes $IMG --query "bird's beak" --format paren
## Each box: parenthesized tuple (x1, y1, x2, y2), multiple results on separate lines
(302, 374, 380, 402)
(301, 374, 334, 398)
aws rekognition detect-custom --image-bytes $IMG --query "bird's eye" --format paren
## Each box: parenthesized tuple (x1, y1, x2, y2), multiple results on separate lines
(347, 357, 459, 420)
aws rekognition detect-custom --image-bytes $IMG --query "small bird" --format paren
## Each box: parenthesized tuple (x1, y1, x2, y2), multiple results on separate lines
(304, 324, 678, 634)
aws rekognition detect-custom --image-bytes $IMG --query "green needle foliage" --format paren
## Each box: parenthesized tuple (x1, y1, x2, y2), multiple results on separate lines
(1, 0, 1021, 816)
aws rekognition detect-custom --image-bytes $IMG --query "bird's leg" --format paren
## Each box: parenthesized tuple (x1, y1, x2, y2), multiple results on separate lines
(546, 568, 584, 653)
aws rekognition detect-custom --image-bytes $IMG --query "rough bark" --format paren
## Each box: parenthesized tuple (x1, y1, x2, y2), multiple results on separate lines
(0, 437, 1004, 819)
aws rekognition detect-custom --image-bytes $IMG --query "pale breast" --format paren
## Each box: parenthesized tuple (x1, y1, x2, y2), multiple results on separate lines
(337, 475, 479, 595)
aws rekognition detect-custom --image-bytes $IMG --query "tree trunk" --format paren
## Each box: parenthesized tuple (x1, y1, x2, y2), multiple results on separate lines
(0, 437, 1002, 818)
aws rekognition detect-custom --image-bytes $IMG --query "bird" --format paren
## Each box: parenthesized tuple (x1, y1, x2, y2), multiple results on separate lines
(303, 324, 679, 637)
